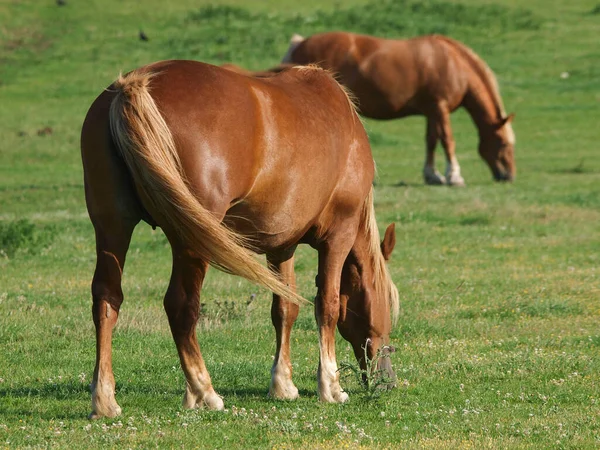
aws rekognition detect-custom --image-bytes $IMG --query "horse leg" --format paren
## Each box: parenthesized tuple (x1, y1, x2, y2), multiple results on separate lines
(437, 104, 465, 186)
(267, 250, 300, 400)
(164, 252, 224, 411)
(315, 237, 355, 403)
(423, 116, 447, 185)
(89, 217, 137, 419)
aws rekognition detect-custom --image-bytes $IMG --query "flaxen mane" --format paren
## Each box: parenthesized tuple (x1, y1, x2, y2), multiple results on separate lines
(362, 187, 400, 325)
(434, 35, 507, 119)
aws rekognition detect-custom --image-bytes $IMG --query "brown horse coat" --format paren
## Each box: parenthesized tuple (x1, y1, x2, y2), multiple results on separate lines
(81, 60, 398, 418)
(283, 32, 516, 185)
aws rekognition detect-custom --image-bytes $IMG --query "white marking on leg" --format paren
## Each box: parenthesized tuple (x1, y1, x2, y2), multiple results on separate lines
(183, 368, 224, 411)
(445, 157, 465, 186)
(317, 346, 349, 403)
(270, 358, 299, 400)
(269, 330, 299, 400)
(423, 164, 446, 185)
(90, 374, 121, 419)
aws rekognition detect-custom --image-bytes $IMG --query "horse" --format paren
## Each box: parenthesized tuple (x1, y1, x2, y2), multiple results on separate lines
(81, 60, 399, 418)
(282, 32, 516, 186)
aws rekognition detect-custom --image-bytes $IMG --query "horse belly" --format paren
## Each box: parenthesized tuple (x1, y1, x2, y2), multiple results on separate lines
(224, 173, 337, 252)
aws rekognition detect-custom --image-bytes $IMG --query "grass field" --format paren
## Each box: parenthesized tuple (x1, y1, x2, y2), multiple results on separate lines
(1, 0, 599, 448)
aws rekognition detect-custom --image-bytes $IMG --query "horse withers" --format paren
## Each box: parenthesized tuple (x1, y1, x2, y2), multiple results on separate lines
(81, 60, 399, 418)
(283, 32, 516, 186)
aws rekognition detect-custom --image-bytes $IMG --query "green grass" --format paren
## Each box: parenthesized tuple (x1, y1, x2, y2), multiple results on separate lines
(1, 0, 600, 447)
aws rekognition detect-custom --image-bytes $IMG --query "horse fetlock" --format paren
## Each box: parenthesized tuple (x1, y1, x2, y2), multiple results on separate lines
(90, 383, 121, 419)
(183, 384, 224, 411)
(269, 362, 299, 400)
(318, 363, 348, 403)
(423, 167, 447, 185)
(269, 373, 299, 400)
(447, 173, 466, 186)
(318, 381, 349, 403)
(445, 163, 465, 186)
(202, 391, 225, 410)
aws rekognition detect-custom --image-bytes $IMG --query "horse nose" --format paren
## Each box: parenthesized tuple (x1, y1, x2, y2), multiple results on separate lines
(494, 171, 513, 182)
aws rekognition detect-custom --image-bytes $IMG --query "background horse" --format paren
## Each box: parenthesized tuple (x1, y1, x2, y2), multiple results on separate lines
(282, 32, 516, 186)
(81, 61, 399, 418)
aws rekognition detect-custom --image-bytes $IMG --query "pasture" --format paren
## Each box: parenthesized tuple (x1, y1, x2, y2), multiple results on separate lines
(1, 0, 599, 447)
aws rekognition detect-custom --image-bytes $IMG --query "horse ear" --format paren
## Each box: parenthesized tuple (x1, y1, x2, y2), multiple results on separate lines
(380, 223, 396, 261)
(498, 113, 515, 128)
(290, 33, 305, 44)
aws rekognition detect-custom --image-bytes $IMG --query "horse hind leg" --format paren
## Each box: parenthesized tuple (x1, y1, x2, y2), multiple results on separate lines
(164, 252, 223, 411)
(267, 250, 300, 400)
(423, 115, 447, 185)
(83, 104, 143, 418)
(89, 215, 138, 419)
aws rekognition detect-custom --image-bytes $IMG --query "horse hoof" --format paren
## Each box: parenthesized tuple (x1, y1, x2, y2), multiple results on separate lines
(336, 391, 349, 403)
(89, 404, 122, 420)
(269, 383, 299, 400)
(202, 392, 225, 411)
(319, 388, 349, 403)
(448, 177, 466, 187)
(424, 172, 447, 185)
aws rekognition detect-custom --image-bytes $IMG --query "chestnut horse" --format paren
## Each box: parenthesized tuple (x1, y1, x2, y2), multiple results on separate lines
(282, 32, 516, 186)
(81, 60, 399, 418)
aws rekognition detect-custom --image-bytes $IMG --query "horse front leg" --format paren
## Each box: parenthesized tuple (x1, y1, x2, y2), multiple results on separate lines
(436, 103, 465, 186)
(89, 218, 137, 419)
(164, 252, 223, 411)
(315, 240, 354, 403)
(267, 249, 300, 400)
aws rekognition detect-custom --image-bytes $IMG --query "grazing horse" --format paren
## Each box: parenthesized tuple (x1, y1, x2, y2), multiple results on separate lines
(81, 60, 399, 418)
(282, 32, 516, 186)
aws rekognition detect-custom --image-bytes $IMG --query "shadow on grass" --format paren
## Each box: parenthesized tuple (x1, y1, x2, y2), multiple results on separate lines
(553, 159, 596, 175)
(0, 380, 88, 399)
(0, 381, 90, 420)
(216, 386, 317, 400)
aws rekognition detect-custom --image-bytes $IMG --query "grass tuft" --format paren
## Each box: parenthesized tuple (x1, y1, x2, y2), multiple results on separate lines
(0, 219, 56, 258)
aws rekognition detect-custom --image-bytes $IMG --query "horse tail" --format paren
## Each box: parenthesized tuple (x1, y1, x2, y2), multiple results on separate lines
(108, 69, 307, 305)
(362, 187, 400, 326)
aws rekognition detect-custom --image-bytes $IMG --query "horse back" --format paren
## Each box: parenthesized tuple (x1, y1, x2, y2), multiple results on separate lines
(115, 60, 373, 249)
(293, 32, 470, 118)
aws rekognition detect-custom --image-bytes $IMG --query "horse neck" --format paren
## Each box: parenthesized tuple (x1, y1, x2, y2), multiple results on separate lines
(462, 72, 504, 139)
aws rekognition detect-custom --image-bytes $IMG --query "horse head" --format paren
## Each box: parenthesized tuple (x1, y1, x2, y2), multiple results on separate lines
(338, 222, 399, 389)
(479, 113, 516, 182)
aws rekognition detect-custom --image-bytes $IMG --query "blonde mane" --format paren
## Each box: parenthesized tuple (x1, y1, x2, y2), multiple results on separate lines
(435, 36, 506, 118)
(362, 187, 400, 326)
(435, 35, 514, 143)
